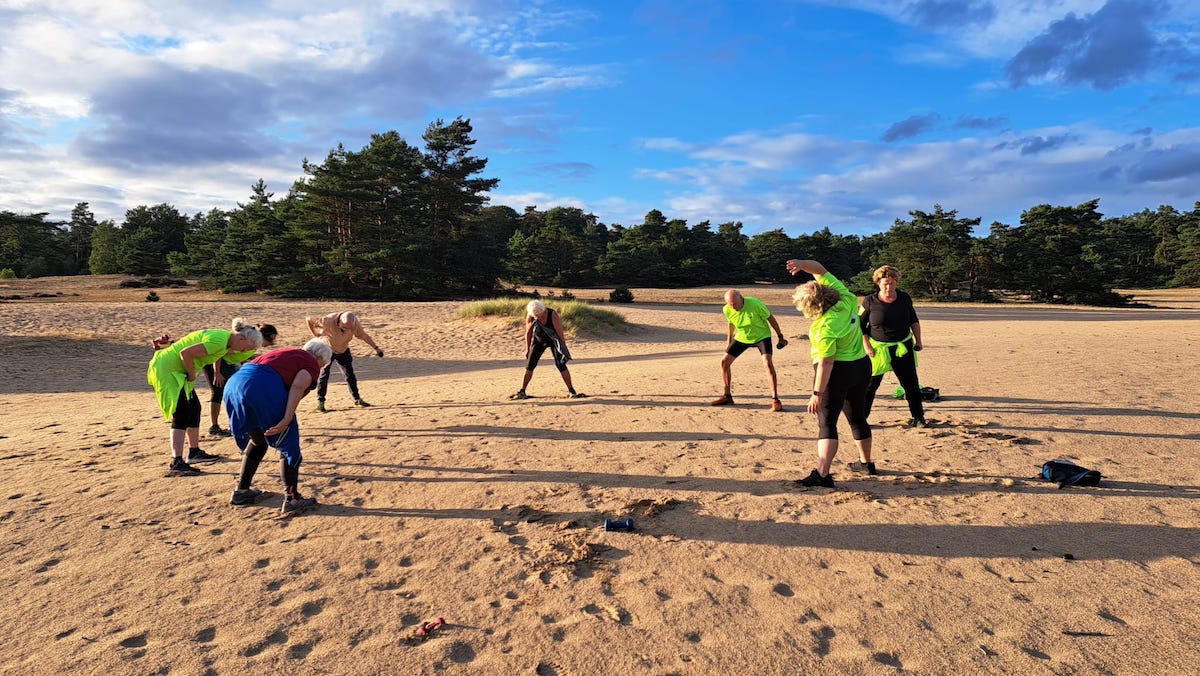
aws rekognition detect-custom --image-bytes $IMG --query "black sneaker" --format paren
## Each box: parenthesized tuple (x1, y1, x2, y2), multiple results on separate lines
(167, 457, 201, 477)
(354, 398, 371, 407)
(909, 418, 928, 429)
(797, 469, 835, 488)
(208, 425, 231, 437)
(848, 461, 878, 475)
(230, 488, 263, 505)
(187, 449, 221, 464)
(281, 496, 318, 516)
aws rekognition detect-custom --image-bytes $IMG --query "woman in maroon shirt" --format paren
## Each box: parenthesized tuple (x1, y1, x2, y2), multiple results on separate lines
(223, 338, 333, 515)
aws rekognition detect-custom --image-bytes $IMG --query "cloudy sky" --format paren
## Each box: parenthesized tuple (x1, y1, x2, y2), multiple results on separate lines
(2, 0, 1198, 235)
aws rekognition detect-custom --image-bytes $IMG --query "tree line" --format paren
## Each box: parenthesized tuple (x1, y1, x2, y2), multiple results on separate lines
(2, 117, 1197, 304)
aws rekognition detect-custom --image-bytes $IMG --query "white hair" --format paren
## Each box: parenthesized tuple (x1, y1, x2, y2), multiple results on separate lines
(303, 337, 333, 367)
(526, 300, 547, 317)
(230, 316, 263, 348)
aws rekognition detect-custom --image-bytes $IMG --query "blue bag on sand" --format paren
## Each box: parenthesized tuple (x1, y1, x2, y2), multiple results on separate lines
(1040, 460, 1102, 488)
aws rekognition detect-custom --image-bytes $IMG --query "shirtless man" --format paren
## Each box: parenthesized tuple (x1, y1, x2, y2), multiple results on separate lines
(305, 311, 383, 411)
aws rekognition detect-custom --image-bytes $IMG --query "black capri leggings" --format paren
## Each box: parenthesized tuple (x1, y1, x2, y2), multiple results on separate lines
(202, 361, 238, 403)
(526, 339, 568, 372)
(170, 387, 202, 430)
(816, 356, 872, 441)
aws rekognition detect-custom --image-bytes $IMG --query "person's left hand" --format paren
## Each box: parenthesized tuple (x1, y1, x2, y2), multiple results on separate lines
(807, 393, 820, 415)
(375, 348, 384, 357)
(265, 420, 287, 436)
(776, 337, 788, 350)
(214, 372, 226, 387)
(914, 343, 923, 351)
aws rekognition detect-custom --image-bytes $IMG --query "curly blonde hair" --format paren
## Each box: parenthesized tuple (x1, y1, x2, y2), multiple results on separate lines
(872, 265, 901, 286)
(793, 282, 842, 318)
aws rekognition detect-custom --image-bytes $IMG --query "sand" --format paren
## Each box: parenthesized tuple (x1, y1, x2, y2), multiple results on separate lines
(1, 276, 1198, 674)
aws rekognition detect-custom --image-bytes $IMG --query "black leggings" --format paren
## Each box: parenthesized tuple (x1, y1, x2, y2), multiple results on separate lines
(864, 340, 925, 421)
(202, 361, 237, 403)
(527, 339, 568, 372)
(236, 428, 301, 499)
(170, 388, 202, 430)
(317, 349, 359, 401)
(816, 356, 872, 441)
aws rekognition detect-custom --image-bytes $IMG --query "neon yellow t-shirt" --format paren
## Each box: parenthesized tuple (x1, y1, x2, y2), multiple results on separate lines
(808, 274, 867, 362)
(723, 296, 774, 344)
(146, 329, 232, 419)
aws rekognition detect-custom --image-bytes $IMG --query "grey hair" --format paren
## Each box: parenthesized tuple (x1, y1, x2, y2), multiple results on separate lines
(231, 316, 264, 349)
(303, 337, 334, 367)
(526, 300, 548, 317)
(792, 282, 843, 318)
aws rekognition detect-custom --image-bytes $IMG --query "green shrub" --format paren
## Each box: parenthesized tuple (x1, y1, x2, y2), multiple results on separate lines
(0, 268, 15, 279)
(609, 287, 634, 303)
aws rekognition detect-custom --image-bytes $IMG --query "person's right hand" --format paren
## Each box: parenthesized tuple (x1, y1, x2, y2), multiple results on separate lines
(865, 347, 875, 358)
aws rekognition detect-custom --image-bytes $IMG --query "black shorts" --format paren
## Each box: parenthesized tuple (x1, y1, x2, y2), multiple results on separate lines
(726, 337, 772, 358)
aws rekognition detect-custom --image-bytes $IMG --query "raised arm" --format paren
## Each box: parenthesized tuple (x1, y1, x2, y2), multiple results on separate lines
(306, 316, 323, 338)
(785, 259, 827, 278)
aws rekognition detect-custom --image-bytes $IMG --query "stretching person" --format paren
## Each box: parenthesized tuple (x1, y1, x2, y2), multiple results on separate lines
(203, 324, 277, 436)
(223, 338, 332, 515)
(509, 300, 585, 400)
(786, 259, 872, 485)
(860, 265, 926, 429)
(306, 311, 383, 412)
(147, 319, 263, 476)
(711, 289, 788, 411)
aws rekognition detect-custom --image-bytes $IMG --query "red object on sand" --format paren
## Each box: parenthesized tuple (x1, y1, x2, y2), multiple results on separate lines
(416, 617, 446, 636)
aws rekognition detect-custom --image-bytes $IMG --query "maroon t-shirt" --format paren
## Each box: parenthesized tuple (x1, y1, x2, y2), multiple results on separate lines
(251, 348, 320, 391)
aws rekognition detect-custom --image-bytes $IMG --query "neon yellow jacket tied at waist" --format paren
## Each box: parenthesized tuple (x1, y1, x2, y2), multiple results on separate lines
(864, 332, 917, 377)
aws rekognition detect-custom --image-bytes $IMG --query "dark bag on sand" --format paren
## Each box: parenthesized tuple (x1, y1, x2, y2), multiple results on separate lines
(1040, 460, 1102, 488)
(893, 386, 940, 401)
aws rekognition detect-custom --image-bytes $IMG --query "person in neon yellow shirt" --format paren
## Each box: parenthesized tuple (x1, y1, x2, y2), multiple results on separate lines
(711, 289, 789, 411)
(148, 318, 262, 476)
(787, 259, 873, 487)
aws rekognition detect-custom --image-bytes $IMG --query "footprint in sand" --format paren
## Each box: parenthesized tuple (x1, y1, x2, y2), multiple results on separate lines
(242, 628, 288, 657)
(119, 633, 148, 649)
(195, 627, 216, 643)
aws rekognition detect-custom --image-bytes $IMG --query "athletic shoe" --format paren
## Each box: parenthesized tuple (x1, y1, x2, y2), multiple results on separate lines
(354, 398, 371, 407)
(770, 398, 783, 412)
(316, 401, 326, 413)
(167, 457, 201, 477)
(281, 496, 318, 515)
(848, 461, 878, 475)
(797, 469, 835, 488)
(508, 390, 528, 400)
(187, 449, 221, 464)
(710, 393, 734, 406)
(208, 425, 231, 437)
(909, 418, 928, 428)
(568, 392, 588, 399)
(230, 488, 263, 505)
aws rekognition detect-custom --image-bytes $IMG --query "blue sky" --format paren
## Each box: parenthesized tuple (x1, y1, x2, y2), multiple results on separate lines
(1, 0, 1198, 236)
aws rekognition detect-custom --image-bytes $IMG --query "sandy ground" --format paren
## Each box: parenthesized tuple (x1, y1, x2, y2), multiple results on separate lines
(1, 276, 1198, 674)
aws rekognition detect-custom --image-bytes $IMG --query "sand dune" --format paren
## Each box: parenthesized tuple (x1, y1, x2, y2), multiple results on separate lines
(1, 276, 1198, 673)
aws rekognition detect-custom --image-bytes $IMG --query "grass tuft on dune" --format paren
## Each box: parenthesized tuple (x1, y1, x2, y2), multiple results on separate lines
(456, 298, 627, 336)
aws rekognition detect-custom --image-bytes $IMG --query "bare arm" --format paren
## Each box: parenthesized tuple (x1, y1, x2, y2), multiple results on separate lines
(725, 321, 735, 347)
(911, 321, 923, 350)
(178, 344, 208, 382)
(306, 316, 322, 338)
(265, 371, 314, 436)
(785, 259, 827, 278)
(808, 356, 835, 414)
(767, 314, 788, 349)
(354, 323, 383, 356)
(524, 317, 534, 358)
